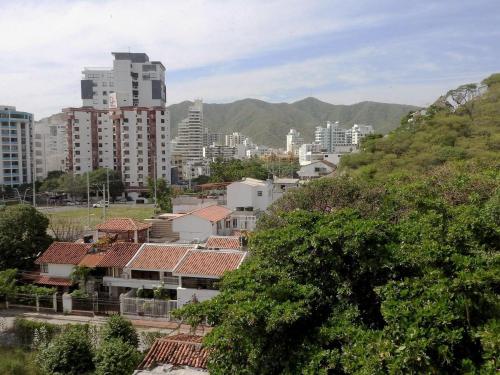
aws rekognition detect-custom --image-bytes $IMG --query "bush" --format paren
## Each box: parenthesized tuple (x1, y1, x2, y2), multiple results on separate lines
(94, 338, 142, 375)
(14, 318, 60, 349)
(100, 314, 138, 348)
(0, 346, 41, 375)
(140, 331, 164, 352)
(36, 325, 94, 375)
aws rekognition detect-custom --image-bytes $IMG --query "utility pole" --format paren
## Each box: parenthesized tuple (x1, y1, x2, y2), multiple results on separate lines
(103, 183, 106, 221)
(153, 159, 157, 208)
(86, 172, 90, 228)
(106, 168, 110, 203)
(32, 168, 36, 207)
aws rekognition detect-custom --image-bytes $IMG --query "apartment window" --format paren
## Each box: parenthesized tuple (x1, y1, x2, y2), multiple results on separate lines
(161, 119, 165, 123)
(138, 166, 143, 171)
(75, 143, 80, 147)
(137, 134, 142, 139)
(74, 135, 80, 139)
(103, 99, 107, 105)
(124, 118, 128, 123)
(98, 128, 102, 132)
(225, 220, 231, 229)
(257, 191, 263, 196)
(102, 91, 107, 95)
(233, 218, 238, 228)
(74, 127, 79, 132)
(137, 118, 142, 123)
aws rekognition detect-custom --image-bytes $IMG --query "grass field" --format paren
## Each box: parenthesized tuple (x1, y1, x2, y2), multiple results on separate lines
(38, 204, 157, 229)
(0, 346, 41, 375)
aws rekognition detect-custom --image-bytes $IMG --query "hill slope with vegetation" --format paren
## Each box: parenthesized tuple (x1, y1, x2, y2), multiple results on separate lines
(176, 74, 500, 374)
(168, 98, 418, 147)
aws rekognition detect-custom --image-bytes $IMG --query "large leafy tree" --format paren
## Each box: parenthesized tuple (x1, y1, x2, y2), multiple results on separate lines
(89, 168, 124, 200)
(0, 205, 52, 270)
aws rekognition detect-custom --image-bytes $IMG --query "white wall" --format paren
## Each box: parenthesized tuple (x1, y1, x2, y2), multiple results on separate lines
(227, 180, 273, 211)
(172, 215, 215, 242)
(176, 287, 220, 307)
(47, 264, 74, 278)
(297, 162, 335, 180)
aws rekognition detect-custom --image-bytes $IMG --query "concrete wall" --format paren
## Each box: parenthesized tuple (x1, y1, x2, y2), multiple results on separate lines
(177, 287, 219, 307)
(172, 215, 215, 242)
(47, 263, 74, 278)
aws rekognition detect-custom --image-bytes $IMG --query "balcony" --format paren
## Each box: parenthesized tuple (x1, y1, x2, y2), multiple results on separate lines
(102, 273, 180, 290)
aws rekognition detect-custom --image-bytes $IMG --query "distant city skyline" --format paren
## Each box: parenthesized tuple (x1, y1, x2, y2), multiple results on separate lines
(1, 0, 499, 119)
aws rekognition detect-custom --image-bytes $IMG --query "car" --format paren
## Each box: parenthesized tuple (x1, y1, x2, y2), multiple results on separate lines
(92, 201, 110, 208)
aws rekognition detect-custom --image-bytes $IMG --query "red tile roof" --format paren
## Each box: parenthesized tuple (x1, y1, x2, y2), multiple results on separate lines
(205, 236, 242, 250)
(173, 250, 246, 277)
(35, 242, 92, 265)
(186, 205, 232, 222)
(138, 334, 208, 370)
(95, 218, 151, 232)
(33, 275, 73, 286)
(78, 252, 107, 267)
(96, 242, 142, 268)
(128, 244, 192, 270)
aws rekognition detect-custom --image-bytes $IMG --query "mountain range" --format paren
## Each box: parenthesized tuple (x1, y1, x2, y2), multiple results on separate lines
(168, 97, 420, 147)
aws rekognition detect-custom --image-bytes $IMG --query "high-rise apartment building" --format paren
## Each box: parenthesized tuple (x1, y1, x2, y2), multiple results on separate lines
(64, 52, 171, 193)
(286, 128, 304, 155)
(225, 132, 245, 147)
(0, 106, 33, 186)
(33, 114, 67, 180)
(350, 124, 374, 145)
(173, 100, 204, 162)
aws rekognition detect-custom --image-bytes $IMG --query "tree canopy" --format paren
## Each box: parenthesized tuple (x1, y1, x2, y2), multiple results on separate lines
(0, 205, 52, 270)
(176, 74, 500, 374)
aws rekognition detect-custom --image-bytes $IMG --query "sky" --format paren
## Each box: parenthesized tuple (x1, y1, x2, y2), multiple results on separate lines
(0, 0, 499, 119)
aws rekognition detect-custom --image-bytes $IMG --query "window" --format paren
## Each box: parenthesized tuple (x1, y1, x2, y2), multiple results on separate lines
(257, 191, 263, 196)
(233, 218, 238, 227)
(40, 263, 48, 273)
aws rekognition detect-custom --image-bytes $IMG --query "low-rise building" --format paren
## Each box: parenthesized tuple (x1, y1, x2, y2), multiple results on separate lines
(272, 177, 300, 200)
(297, 160, 336, 180)
(95, 218, 152, 243)
(136, 334, 209, 374)
(172, 205, 233, 242)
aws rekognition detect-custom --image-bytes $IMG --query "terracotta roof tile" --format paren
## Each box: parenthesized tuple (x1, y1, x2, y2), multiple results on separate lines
(95, 218, 151, 232)
(33, 275, 73, 286)
(128, 244, 192, 270)
(78, 252, 107, 267)
(35, 242, 92, 265)
(96, 242, 142, 268)
(205, 236, 242, 250)
(173, 250, 247, 277)
(139, 334, 208, 370)
(186, 205, 232, 222)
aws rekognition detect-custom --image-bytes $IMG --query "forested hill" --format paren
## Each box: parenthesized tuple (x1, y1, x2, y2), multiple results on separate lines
(340, 74, 500, 178)
(168, 98, 418, 147)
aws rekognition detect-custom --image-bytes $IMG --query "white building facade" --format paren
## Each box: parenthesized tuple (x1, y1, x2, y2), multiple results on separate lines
(33, 114, 67, 180)
(0, 106, 33, 186)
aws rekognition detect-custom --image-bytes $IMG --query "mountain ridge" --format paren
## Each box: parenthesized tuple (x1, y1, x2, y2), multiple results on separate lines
(168, 97, 419, 147)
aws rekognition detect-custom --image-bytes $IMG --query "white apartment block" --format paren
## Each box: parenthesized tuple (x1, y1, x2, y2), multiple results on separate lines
(33, 115, 67, 180)
(81, 52, 166, 109)
(225, 132, 246, 147)
(314, 121, 374, 152)
(173, 100, 204, 162)
(63, 52, 171, 191)
(286, 128, 304, 155)
(0, 106, 33, 186)
(203, 144, 237, 161)
(350, 124, 374, 145)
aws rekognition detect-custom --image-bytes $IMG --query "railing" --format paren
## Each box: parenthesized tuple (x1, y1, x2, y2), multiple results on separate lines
(109, 273, 179, 286)
(121, 296, 177, 319)
(161, 276, 179, 285)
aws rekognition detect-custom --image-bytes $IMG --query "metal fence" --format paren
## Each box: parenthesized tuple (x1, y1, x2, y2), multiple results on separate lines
(71, 296, 120, 316)
(6, 293, 56, 312)
(121, 297, 177, 319)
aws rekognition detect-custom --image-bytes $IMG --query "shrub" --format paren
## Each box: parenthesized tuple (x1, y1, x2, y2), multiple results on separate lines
(0, 346, 41, 375)
(100, 314, 138, 348)
(13, 318, 60, 349)
(140, 331, 164, 352)
(94, 338, 142, 375)
(36, 325, 94, 375)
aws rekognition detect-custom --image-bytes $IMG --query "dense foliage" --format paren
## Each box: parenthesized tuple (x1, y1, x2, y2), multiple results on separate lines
(0, 346, 41, 375)
(14, 318, 61, 349)
(176, 75, 500, 374)
(0, 205, 52, 270)
(37, 326, 95, 375)
(100, 314, 139, 348)
(147, 177, 174, 212)
(93, 338, 142, 375)
(39, 168, 124, 199)
(209, 158, 269, 182)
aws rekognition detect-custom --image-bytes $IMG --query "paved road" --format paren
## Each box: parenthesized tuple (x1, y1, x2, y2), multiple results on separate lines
(37, 203, 155, 213)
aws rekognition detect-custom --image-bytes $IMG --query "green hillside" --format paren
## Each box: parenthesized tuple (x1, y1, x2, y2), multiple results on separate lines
(340, 74, 500, 179)
(168, 98, 418, 147)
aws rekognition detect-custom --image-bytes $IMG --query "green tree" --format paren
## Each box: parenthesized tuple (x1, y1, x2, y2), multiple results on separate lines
(0, 205, 52, 270)
(58, 173, 87, 198)
(0, 268, 17, 298)
(37, 326, 94, 375)
(94, 338, 142, 375)
(89, 168, 124, 200)
(100, 314, 139, 348)
(70, 265, 92, 292)
(147, 177, 173, 212)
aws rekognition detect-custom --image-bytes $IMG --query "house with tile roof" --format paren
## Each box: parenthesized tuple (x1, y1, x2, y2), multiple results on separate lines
(95, 217, 152, 243)
(204, 235, 242, 250)
(172, 205, 233, 242)
(33, 242, 93, 290)
(135, 334, 208, 374)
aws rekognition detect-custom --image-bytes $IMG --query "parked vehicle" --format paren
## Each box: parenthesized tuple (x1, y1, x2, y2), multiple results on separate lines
(93, 201, 110, 208)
